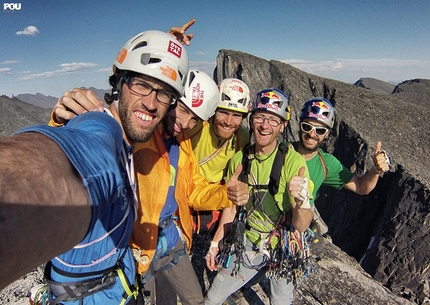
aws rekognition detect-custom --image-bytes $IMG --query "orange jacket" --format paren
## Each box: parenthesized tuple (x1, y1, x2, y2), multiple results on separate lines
(130, 125, 233, 274)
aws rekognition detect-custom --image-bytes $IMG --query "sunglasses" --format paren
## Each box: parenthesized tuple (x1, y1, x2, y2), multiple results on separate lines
(300, 122, 329, 136)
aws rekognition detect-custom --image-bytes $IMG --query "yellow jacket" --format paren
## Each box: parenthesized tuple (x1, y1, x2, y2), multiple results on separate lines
(130, 125, 233, 274)
(187, 119, 249, 183)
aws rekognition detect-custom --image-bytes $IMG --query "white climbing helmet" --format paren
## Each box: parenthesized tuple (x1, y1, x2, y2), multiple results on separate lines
(114, 30, 189, 96)
(180, 70, 220, 121)
(217, 78, 250, 114)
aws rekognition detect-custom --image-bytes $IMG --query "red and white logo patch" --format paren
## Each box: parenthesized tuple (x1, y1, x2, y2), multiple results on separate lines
(168, 40, 182, 58)
(192, 83, 204, 107)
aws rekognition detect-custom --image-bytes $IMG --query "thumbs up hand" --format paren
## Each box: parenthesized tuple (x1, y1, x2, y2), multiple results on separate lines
(227, 164, 249, 206)
(288, 166, 311, 209)
(373, 141, 390, 174)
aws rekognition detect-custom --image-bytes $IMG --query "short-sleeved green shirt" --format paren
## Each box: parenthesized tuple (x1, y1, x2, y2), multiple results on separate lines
(227, 143, 314, 245)
(306, 148, 355, 204)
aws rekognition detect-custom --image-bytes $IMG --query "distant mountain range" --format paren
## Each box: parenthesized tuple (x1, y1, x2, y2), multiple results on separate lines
(7, 78, 429, 111)
(1, 77, 429, 137)
(13, 87, 110, 109)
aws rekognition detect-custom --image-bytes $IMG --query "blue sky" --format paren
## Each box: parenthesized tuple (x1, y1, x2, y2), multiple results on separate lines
(1, 0, 429, 98)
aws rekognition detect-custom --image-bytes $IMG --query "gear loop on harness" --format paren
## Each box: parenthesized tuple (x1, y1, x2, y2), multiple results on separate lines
(44, 249, 138, 305)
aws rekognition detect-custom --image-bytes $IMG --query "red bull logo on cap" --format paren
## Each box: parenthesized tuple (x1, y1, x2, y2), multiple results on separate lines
(257, 102, 279, 111)
(261, 91, 280, 100)
(312, 101, 329, 110)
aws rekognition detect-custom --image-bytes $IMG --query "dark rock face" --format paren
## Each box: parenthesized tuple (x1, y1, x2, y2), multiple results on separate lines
(0, 95, 51, 137)
(295, 237, 416, 305)
(214, 49, 430, 304)
(392, 78, 430, 107)
(353, 77, 396, 95)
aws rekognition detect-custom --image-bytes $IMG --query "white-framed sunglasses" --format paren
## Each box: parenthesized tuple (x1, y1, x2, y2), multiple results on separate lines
(300, 121, 329, 136)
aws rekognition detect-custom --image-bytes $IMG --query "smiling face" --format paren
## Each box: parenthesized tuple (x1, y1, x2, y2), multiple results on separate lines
(163, 101, 200, 137)
(118, 74, 173, 144)
(251, 110, 287, 154)
(211, 108, 244, 140)
(299, 118, 329, 152)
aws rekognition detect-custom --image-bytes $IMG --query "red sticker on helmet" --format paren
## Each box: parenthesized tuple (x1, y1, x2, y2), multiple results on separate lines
(168, 40, 182, 58)
(229, 85, 243, 93)
(191, 83, 204, 107)
(257, 102, 279, 111)
(261, 91, 280, 100)
(312, 101, 329, 109)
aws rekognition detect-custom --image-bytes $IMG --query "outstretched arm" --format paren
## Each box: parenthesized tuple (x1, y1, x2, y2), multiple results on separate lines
(0, 133, 91, 290)
(50, 88, 104, 125)
(344, 141, 390, 195)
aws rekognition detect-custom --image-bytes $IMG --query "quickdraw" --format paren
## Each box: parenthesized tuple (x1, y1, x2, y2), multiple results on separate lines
(265, 214, 317, 285)
(216, 207, 247, 278)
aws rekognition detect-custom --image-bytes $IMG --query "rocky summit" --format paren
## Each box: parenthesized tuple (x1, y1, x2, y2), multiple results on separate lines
(1, 50, 429, 305)
(213, 49, 430, 304)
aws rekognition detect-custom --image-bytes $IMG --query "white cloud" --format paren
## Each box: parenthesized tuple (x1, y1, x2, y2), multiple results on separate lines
(18, 62, 98, 80)
(189, 60, 216, 76)
(0, 68, 11, 73)
(16, 26, 40, 36)
(280, 58, 430, 83)
(0, 60, 20, 65)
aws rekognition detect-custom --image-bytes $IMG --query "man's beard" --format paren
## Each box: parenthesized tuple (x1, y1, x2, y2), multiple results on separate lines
(120, 103, 156, 144)
(301, 133, 322, 153)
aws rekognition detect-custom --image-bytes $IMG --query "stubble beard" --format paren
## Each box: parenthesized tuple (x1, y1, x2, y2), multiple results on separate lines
(119, 102, 157, 144)
(213, 122, 237, 140)
(300, 132, 322, 153)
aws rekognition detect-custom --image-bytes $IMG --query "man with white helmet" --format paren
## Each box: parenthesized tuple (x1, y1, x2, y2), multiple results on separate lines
(0, 29, 189, 305)
(130, 69, 250, 305)
(205, 88, 314, 305)
(187, 78, 251, 293)
(188, 78, 251, 183)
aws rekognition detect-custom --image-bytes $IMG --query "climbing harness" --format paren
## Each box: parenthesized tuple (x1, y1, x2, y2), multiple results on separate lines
(44, 250, 138, 305)
(138, 215, 188, 301)
(218, 141, 318, 284)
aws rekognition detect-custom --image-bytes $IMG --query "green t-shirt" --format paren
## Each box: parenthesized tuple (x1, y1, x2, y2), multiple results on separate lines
(227, 143, 314, 245)
(306, 148, 355, 204)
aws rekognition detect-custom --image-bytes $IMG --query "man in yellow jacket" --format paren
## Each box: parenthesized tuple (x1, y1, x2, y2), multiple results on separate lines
(187, 78, 251, 294)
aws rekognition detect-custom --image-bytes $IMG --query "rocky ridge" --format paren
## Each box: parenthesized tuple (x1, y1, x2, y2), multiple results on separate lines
(1, 50, 429, 304)
(214, 49, 430, 304)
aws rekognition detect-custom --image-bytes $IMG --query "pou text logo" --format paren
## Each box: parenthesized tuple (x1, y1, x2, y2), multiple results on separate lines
(3, 3, 21, 11)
